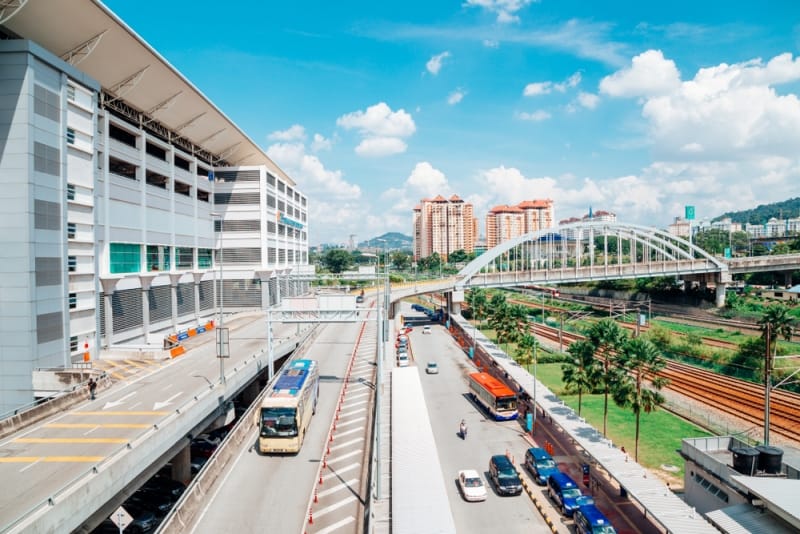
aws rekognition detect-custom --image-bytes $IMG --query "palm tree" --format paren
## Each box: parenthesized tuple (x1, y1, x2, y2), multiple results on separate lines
(468, 288, 488, 329)
(586, 319, 628, 436)
(612, 337, 668, 462)
(757, 304, 795, 444)
(562, 339, 601, 416)
(515, 332, 538, 369)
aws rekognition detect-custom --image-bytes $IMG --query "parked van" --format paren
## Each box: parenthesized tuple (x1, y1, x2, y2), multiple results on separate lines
(524, 447, 559, 486)
(547, 472, 593, 517)
(488, 454, 522, 496)
(397, 354, 409, 367)
(574, 504, 616, 534)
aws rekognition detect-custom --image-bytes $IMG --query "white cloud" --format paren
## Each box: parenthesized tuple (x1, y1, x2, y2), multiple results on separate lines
(448, 89, 466, 105)
(354, 137, 408, 157)
(523, 72, 581, 96)
(337, 102, 416, 157)
(406, 162, 450, 197)
(266, 142, 360, 200)
(426, 51, 451, 75)
(483, 39, 499, 48)
(311, 133, 332, 152)
(576, 91, 600, 109)
(599, 50, 681, 98)
(464, 0, 537, 24)
(268, 124, 306, 142)
(518, 110, 551, 121)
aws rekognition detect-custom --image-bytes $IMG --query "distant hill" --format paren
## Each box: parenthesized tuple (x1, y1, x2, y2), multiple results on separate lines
(714, 197, 800, 225)
(359, 232, 412, 250)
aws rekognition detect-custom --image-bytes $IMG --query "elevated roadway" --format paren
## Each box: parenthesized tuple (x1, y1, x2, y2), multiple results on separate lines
(0, 314, 309, 534)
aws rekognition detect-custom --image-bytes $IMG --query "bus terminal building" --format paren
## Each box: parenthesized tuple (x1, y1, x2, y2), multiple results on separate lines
(0, 0, 310, 414)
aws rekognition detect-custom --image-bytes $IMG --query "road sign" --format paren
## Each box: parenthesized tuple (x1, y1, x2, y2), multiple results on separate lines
(110, 506, 133, 531)
(685, 205, 695, 220)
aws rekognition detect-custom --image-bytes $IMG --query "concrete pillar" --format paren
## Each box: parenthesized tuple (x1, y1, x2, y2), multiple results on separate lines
(255, 270, 273, 310)
(139, 275, 156, 343)
(168, 273, 183, 331)
(191, 271, 204, 320)
(172, 444, 192, 485)
(715, 282, 727, 308)
(99, 278, 120, 349)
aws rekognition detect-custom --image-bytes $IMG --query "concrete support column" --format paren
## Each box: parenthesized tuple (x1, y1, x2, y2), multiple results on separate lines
(172, 444, 192, 485)
(168, 273, 183, 331)
(138, 275, 156, 343)
(255, 270, 273, 310)
(99, 278, 120, 349)
(191, 272, 204, 320)
(715, 282, 727, 308)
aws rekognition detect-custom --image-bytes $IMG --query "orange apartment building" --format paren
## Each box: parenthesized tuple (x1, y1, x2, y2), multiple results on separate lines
(485, 200, 554, 248)
(413, 195, 478, 261)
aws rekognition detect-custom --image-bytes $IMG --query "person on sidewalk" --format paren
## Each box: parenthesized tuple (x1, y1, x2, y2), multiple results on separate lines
(88, 378, 97, 400)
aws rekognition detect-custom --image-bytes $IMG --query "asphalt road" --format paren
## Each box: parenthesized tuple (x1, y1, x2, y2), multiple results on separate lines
(405, 308, 565, 534)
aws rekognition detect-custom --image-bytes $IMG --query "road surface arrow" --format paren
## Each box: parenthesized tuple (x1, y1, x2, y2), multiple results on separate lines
(153, 392, 183, 411)
(102, 392, 137, 410)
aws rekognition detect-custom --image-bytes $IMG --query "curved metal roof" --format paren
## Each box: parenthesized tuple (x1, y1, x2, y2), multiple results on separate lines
(1, 0, 293, 183)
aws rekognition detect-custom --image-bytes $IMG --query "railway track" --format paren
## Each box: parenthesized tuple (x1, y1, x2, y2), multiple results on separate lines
(529, 322, 800, 444)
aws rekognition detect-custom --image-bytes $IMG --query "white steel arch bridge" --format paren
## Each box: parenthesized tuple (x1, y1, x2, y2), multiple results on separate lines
(453, 221, 731, 299)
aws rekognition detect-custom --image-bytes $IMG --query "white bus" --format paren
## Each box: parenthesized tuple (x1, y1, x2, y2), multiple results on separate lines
(255, 359, 320, 453)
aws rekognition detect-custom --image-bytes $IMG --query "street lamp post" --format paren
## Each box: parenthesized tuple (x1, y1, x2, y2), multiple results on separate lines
(211, 212, 228, 383)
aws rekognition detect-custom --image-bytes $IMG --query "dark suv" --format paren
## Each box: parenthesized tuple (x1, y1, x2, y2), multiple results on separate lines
(488, 454, 523, 496)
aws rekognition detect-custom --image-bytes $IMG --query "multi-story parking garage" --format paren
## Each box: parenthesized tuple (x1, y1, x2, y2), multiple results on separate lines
(0, 0, 310, 414)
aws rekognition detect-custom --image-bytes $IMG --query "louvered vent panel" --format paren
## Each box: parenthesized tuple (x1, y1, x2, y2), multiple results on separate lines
(149, 285, 171, 322)
(112, 288, 143, 333)
(214, 192, 260, 205)
(215, 170, 260, 182)
(221, 279, 261, 308)
(218, 248, 261, 264)
(177, 283, 195, 316)
(199, 279, 214, 311)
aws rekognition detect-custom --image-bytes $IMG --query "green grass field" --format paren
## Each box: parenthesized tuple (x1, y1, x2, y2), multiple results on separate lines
(521, 363, 712, 484)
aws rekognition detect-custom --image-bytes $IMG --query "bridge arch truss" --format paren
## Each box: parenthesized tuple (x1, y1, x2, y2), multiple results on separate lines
(455, 221, 728, 290)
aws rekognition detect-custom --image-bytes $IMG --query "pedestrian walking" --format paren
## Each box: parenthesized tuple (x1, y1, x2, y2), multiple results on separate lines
(88, 377, 97, 400)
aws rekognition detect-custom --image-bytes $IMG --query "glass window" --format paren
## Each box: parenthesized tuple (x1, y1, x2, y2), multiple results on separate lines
(176, 247, 193, 269)
(146, 245, 170, 271)
(110, 243, 141, 274)
(67, 183, 75, 200)
(69, 293, 77, 309)
(67, 223, 76, 239)
(70, 335, 78, 352)
(198, 248, 213, 268)
(66, 128, 76, 145)
(259, 407, 298, 437)
(68, 255, 77, 272)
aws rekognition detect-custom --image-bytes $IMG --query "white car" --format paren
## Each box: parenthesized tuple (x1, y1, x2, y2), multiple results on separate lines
(457, 469, 488, 502)
(425, 361, 439, 374)
(422, 325, 432, 334)
(397, 354, 409, 367)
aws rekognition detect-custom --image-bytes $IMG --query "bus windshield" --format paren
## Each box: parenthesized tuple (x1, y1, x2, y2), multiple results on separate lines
(496, 395, 516, 411)
(260, 407, 298, 437)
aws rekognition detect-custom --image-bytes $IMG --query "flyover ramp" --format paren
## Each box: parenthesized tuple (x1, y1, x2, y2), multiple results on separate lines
(0, 314, 310, 534)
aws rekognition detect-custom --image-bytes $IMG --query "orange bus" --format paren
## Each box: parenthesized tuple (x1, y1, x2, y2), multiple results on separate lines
(468, 372, 518, 421)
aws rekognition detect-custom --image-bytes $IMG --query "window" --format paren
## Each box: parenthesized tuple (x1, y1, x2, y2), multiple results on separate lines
(278, 181, 285, 193)
(109, 123, 137, 148)
(110, 243, 141, 274)
(66, 128, 76, 145)
(174, 155, 191, 171)
(197, 189, 209, 202)
(278, 200, 286, 212)
(109, 156, 137, 180)
(267, 173, 276, 187)
(176, 247, 193, 269)
(68, 255, 77, 272)
(145, 141, 167, 161)
(198, 248, 213, 268)
(267, 221, 276, 233)
(66, 85, 76, 102)
(267, 195, 276, 208)
(146, 170, 169, 189)
(67, 183, 75, 200)
(174, 181, 192, 197)
(146, 245, 170, 271)
(69, 293, 77, 309)
(70, 335, 78, 352)
(34, 142, 60, 175)
(67, 223, 76, 239)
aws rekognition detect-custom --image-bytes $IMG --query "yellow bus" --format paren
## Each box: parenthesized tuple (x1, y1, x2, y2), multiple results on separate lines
(254, 359, 320, 453)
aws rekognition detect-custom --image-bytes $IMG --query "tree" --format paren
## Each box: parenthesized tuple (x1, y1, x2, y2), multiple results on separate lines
(515, 332, 539, 369)
(320, 248, 352, 273)
(612, 337, 668, 462)
(466, 288, 488, 329)
(759, 304, 795, 358)
(586, 319, 628, 437)
(391, 251, 411, 271)
(562, 339, 600, 416)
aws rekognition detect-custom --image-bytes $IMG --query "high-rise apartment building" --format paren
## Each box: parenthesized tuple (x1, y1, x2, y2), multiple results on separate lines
(485, 200, 554, 248)
(413, 195, 478, 261)
(0, 2, 309, 413)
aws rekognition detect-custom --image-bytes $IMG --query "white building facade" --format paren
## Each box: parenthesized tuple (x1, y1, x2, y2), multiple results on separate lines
(0, 3, 308, 414)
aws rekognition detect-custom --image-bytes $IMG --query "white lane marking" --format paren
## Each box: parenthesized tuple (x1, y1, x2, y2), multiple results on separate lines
(335, 417, 366, 428)
(83, 426, 99, 436)
(326, 449, 363, 463)
(102, 391, 137, 410)
(342, 392, 369, 401)
(129, 401, 142, 410)
(342, 399, 368, 408)
(338, 407, 366, 417)
(153, 391, 183, 410)
(314, 516, 356, 534)
(331, 427, 363, 439)
(318, 479, 359, 498)
(322, 463, 360, 481)
(313, 496, 357, 518)
(329, 438, 363, 451)
(19, 458, 43, 473)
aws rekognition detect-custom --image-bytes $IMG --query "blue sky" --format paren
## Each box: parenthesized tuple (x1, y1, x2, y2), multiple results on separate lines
(104, 0, 800, 245)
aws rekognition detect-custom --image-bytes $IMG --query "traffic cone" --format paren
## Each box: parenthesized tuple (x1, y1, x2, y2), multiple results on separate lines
(309, 510, 313, 524)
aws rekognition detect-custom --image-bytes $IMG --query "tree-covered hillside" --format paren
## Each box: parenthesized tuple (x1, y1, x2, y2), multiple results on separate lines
(714, 197, 800, 225)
